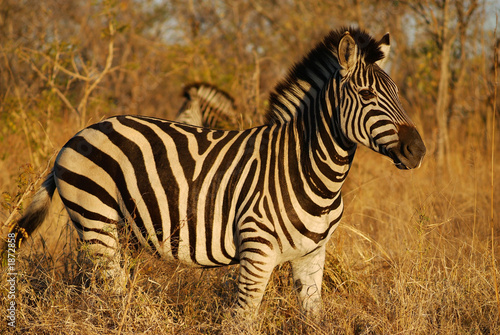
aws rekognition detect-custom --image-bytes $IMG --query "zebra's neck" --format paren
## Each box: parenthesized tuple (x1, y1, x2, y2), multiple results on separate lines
(263, 39, 356, 199)
(292, 83, 355, 200)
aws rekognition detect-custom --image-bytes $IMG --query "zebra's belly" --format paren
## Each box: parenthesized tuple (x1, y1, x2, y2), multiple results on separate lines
(149, 216, 239, 267)
(158, 241, 239, 267)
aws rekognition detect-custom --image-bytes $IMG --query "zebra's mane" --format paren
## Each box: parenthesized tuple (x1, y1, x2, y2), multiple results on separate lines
(265, 26, 386, 124)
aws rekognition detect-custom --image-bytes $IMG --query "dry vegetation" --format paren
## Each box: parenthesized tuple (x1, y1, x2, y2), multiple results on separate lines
(1, 0, 500, 334)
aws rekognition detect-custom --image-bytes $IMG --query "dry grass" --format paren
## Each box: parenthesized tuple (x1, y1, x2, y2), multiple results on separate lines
(1, 137, 499, 334)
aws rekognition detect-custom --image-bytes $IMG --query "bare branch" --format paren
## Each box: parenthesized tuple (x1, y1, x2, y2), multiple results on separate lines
(18, 50, 79, 116)
(76, 21, 116, 126)
(20, 47, 91, 82)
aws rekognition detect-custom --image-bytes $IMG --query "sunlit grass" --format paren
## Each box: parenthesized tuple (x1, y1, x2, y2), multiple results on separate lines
(1, 136, 499, 334)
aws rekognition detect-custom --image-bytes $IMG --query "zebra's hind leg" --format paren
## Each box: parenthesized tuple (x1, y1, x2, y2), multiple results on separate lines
(74, 219, 128, 294)
(290, 245, 326, 318)
(79, 247, 127, 294)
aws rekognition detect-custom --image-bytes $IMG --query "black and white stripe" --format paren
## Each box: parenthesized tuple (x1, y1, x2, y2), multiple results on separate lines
(175, 83, 237, 129)
(12, 27, 425, 317)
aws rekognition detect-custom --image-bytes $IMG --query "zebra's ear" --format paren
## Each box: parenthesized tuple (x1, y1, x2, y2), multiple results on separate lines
(338, 32, 358, 76)
(375, 33, 391, 69)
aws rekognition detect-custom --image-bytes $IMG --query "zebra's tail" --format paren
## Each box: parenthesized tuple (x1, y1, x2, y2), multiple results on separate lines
(10, 170, 57, 248)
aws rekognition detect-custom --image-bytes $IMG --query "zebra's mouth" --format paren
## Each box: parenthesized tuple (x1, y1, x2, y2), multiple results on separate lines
(387, 149, 412, 170)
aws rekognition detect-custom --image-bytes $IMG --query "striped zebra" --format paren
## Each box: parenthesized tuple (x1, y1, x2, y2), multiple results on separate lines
(175, 82, 237, 129)
(11, 27, 425, 317)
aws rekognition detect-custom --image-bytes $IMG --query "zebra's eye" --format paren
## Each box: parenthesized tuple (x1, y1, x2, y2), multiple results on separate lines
(359, 89, 376, 100)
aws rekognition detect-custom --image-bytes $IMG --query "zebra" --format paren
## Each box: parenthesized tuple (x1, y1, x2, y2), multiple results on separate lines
(10, 27, 425, 317)
(175, 82, 237, 129)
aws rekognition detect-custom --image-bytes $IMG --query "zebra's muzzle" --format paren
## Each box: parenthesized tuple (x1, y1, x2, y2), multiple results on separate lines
(388, 124, 426, 170)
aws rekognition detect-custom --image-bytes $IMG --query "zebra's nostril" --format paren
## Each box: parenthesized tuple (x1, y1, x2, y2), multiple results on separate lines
(402, 144, 410, 157)
(404, 142, 415, 158)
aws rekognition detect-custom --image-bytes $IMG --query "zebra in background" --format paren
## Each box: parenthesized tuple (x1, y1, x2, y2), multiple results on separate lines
(10, 27, 425, 317)
(175, 82, 238, 129)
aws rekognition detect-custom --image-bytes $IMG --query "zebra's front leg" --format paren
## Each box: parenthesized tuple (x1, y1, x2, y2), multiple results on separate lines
(235, 243, 276, 316)
(290, 245, 326, 317)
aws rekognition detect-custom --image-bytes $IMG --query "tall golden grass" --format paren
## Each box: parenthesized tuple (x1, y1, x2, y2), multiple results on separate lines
(1, 127, 499, 334)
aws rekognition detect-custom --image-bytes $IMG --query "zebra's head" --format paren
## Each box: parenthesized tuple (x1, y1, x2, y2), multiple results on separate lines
(336, 29, 426, 169)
